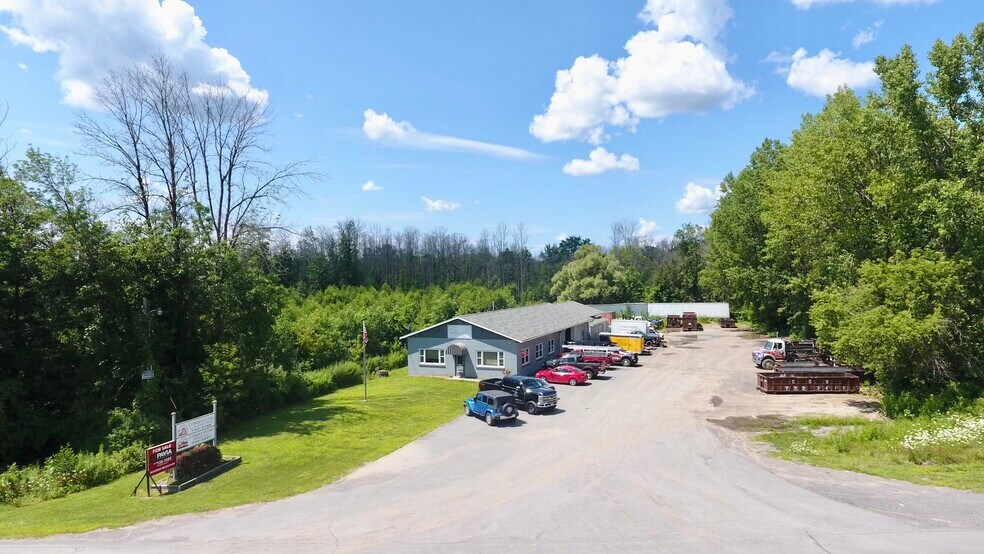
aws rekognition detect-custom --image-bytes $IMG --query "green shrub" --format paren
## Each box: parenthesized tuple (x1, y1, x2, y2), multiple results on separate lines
(0, 444, 145, 505)
(105, 403, 164, 452)
(0, 464, 29, 504)
(175, 444, 223, 484)
(301, 368, 337, 397)
(326, 361, 363, 388)
(384, 350, 407, 370)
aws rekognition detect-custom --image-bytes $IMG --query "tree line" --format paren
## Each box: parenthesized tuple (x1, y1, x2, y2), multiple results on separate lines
(701, 25, 984, 415)
(0, 55, 713, 469)
(269, 220, 709, 305)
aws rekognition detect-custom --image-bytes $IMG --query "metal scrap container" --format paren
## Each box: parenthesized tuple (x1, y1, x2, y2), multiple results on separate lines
(757, 372, 860, 394)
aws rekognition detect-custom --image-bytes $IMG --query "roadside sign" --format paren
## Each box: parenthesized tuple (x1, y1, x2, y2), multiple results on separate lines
(146, 441, 176, 475)
(176, 412, 216, 452)
(141, 368, 154, 380)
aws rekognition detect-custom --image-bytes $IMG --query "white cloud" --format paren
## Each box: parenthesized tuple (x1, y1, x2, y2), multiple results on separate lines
(364, 109, 543, 161)
(791, 0, 935, 8)
(784, 48, 879, 97)
(636, 218, 660, 237)
(292, 112, 304, 119)
(361, 180, 383, 192)
(852, 20, 883, 49)
(556, 233, 569, 242)
(16, 62, 27, 70)
(676, 182, 720, 213)
(421, 196, 461, 212)
(530, 0, 752, 144)
(790, 0, 851, 8)
(562, 147, 640, 176)
(0, 0, 267, 108)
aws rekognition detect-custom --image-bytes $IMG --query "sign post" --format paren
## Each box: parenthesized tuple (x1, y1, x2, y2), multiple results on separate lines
(362, 321, 368, 402)
(212, 399, 218, 447)
(171, 411, 177, 483)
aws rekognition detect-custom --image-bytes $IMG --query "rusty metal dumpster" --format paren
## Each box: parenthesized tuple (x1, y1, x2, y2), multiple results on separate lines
(757, 372, 860, 394)
(682, 312, 699, 331)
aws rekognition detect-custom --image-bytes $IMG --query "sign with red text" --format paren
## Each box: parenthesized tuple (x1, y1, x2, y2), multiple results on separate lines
(175, 413, 215, 452)
(146, 441, 176, 475)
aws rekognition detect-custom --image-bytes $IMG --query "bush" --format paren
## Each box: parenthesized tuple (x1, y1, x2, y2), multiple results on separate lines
(384, 350, 407, 370)
(0, 443, 144, 505)
(301, 368, 337, 397)
(105, 403, 164, 452)
(175, 444, 224, 484)
(326, 361, 363, 388)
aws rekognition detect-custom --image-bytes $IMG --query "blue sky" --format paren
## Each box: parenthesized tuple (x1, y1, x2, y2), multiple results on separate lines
(1, 0, 981, 252)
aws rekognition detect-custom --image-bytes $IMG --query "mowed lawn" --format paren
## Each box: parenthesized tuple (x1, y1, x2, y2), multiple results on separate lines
(0, 370, 475, 538)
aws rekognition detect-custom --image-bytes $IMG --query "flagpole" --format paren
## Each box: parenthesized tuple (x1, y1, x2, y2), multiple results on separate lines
(362, 320, 368, 402)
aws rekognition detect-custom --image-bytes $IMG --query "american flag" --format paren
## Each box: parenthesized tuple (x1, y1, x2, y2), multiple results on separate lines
(362, 322, 368, 345)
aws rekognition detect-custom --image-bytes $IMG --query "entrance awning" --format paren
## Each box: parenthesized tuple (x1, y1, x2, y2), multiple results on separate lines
(445, 342, 468, 356)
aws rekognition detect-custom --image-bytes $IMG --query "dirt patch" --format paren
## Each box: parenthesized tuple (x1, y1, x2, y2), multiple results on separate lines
(710, 396, 724, 407)
(707, 414, 788, 431)
(740, 332, 768, 340)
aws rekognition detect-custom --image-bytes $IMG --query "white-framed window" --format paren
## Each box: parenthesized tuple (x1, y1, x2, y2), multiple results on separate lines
(520, 348, 530, 366)
(419, 348, 445, 366)
(477, 350, 504, 367)
(535, 343, 543, 360)
(547, 339, 555, 355)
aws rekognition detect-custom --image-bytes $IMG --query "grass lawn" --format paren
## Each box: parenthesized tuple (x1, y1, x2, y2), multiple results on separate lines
(0, 369, 475, 538)
(757, 414, 984, 492)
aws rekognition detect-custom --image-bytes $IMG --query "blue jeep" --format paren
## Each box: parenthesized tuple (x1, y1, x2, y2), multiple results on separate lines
(464, 390, 519, 426)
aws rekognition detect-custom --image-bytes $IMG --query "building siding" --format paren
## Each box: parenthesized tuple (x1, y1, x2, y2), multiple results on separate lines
(406, 319, 518, 379)
(404, 310, 606, 379)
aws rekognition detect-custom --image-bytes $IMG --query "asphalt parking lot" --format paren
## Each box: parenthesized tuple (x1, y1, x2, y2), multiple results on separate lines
(10, 327, 984, 553)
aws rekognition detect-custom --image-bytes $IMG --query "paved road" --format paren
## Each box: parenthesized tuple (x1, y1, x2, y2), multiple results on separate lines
(8, 328, 984, 553)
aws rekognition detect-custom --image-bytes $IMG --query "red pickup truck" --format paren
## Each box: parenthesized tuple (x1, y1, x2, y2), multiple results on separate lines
(563, 350, 613, 365)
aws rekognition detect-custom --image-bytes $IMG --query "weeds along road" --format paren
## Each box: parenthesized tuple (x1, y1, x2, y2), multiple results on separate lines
(9, 328, 984, 553)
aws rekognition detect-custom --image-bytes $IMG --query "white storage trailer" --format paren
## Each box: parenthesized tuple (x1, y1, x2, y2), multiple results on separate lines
(610, 319, 656, 335)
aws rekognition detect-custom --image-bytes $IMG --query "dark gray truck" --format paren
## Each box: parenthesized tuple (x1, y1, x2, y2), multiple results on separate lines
(478, 375, 558, 415)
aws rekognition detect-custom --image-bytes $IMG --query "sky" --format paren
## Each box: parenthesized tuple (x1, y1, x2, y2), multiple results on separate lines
(1, 0, 982, 252)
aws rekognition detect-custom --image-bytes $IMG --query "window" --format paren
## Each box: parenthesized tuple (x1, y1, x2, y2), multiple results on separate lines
(535, 343, 543, 360)
(547, 339, 555, 355)
(520, 348, 530, 366)
(477, 351, 504, 367)
(419, 348, 445, 366)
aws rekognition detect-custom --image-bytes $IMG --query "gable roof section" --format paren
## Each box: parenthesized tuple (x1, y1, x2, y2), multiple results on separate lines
(400, 301, 603, 343)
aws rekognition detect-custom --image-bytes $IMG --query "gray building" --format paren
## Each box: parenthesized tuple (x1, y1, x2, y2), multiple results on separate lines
(401, 302, 606, 379)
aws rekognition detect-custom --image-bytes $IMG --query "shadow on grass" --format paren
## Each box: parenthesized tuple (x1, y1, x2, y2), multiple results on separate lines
(226, 398, 357, 440)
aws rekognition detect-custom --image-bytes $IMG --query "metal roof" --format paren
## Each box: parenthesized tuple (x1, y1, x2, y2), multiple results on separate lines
(400, 301, 603, 343)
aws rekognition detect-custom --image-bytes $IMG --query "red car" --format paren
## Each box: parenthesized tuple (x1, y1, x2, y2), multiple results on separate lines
(535, 365, 589, 386)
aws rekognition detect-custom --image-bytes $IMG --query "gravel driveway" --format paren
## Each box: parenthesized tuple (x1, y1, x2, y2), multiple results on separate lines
(8, 327, 984, 553)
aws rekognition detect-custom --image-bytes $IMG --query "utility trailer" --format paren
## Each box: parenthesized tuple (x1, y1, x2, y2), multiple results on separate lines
(757, 371, 860, 394)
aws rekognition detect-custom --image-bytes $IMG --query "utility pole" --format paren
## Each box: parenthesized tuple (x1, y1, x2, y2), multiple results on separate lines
(141, 298, 162, 382)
